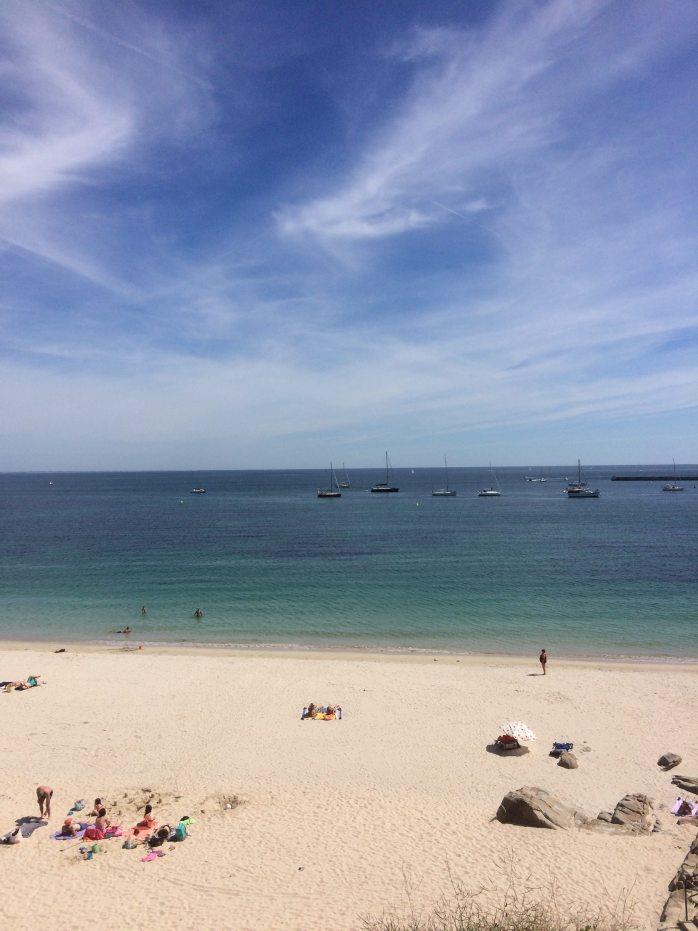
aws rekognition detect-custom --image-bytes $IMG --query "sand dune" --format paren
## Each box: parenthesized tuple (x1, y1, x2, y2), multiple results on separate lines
(0, 645, 696, 930)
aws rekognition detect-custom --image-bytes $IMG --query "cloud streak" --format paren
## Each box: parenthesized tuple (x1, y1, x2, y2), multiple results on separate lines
(0, 0, 697, 468)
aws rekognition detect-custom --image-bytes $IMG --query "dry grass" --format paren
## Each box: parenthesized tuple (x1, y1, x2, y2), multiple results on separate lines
(360, 861, 639, 931)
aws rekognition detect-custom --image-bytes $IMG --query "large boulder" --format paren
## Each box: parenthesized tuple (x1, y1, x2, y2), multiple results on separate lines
(672, 774, 698, 795)
(558, 751, 578, 769)
(611, 793, 657, 834)
(658, 752, 682, 770)
(496, 786, 581, 829)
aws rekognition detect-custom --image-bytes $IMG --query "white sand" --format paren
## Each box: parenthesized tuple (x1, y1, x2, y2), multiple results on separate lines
(0, 645, 696, 930)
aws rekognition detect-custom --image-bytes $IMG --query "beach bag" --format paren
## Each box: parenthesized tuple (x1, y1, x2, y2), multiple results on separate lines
(174, 822, 187, 842)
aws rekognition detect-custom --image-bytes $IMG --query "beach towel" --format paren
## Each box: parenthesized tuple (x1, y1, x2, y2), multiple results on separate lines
(105, 826, 123, 838)
(132, 818, 157, 837)
(83, 827, 105, 841)
(51, 825, 87, 840)
(140, 849, 166, 862)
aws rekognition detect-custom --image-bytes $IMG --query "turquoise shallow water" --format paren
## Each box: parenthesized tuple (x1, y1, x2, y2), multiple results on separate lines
(0, 468, 696, 658)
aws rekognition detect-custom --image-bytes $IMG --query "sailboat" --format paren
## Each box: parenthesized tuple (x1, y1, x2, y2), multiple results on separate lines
(338, 463, 351, 489)
(317, 462, 342, 498)
(432, 456, 456, 496)
(478, 463, 502, 497)
(371, 451, 399, 493)
(565, 460, 599, 498)
(525, 469, 546, 483)
(663, 460, 684, 492)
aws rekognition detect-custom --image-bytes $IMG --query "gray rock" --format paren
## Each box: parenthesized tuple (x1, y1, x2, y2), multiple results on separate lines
(558, 751, 578, 769)
(660, 831, 698, 929)
(496, 786, 581, 829)
(672, 775, 698, 795)
(596, 810, 613, 822)
(611, 793, 657, 834)
(658, 752, 682, 770)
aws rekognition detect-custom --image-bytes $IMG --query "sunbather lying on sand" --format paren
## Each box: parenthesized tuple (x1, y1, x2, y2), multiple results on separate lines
(147, 826, 171, 848)
(61, 817, 81, 837)
(4, 676, 43, 692)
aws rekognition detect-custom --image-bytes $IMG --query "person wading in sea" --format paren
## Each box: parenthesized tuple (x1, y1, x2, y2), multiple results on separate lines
(539, 649, 548, 675)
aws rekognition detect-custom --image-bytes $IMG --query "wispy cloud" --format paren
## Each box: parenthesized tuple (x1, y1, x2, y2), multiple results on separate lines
(0, 0, 697, 468)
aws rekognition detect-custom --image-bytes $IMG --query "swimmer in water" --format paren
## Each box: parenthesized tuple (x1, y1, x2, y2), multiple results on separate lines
(194, 609, 203, 619)
(115, 626, 132, 635)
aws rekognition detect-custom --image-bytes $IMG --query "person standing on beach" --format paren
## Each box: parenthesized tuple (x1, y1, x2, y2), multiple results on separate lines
(539, 649, 547, 675)
(36, 785, 53, 819)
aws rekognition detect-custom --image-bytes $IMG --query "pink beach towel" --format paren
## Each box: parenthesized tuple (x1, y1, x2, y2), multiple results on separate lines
(140, 849, 166, 862)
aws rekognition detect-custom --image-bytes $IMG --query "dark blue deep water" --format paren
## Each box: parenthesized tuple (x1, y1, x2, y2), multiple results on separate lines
(0, 467, 696, 658)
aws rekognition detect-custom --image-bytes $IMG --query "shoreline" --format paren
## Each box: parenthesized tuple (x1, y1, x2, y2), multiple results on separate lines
(2, 636, 697, 670)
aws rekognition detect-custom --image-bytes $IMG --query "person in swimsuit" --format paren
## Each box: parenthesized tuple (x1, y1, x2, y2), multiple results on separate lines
(131, 804, 156, 840)
(37, 785, 53, 819)
(194, 609, 203, 619)
(94, 808, 111, 834)
(539, 649, 548, 675)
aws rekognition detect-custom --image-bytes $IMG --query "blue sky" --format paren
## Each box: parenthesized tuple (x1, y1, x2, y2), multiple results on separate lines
(1, 0, 697, 470)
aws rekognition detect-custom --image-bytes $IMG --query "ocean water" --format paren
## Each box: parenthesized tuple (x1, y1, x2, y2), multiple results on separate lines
(0, 468, 696, 659)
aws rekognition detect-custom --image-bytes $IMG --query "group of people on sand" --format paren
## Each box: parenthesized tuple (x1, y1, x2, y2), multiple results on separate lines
(2, 786, 193, 852)
(302, 703, 342, 720)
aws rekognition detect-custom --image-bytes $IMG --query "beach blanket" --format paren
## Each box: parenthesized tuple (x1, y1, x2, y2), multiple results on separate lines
(51, 824, 87, 840)
(141, 849, 166, 862)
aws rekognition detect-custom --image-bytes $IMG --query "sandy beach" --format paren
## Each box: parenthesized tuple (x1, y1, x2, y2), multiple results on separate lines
(1, 644, 696, 930)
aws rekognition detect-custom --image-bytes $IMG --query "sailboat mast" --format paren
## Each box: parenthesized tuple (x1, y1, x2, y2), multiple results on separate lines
(444, 455, 449, 491)
(385, 450, 389, 484)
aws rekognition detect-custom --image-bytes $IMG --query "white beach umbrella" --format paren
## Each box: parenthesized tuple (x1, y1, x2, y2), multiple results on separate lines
(500, 720, 536, 742)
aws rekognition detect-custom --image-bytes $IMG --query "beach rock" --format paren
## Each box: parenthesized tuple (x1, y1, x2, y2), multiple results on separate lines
(558, 751, 578, 769)
(611, 793, 657, 834)
(596, 810, 613, 823)
(673, 775, 698, 796)
(658, 753, 682, 770)
(496, 786, 580, 829)
(660, 831, 698, 930)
